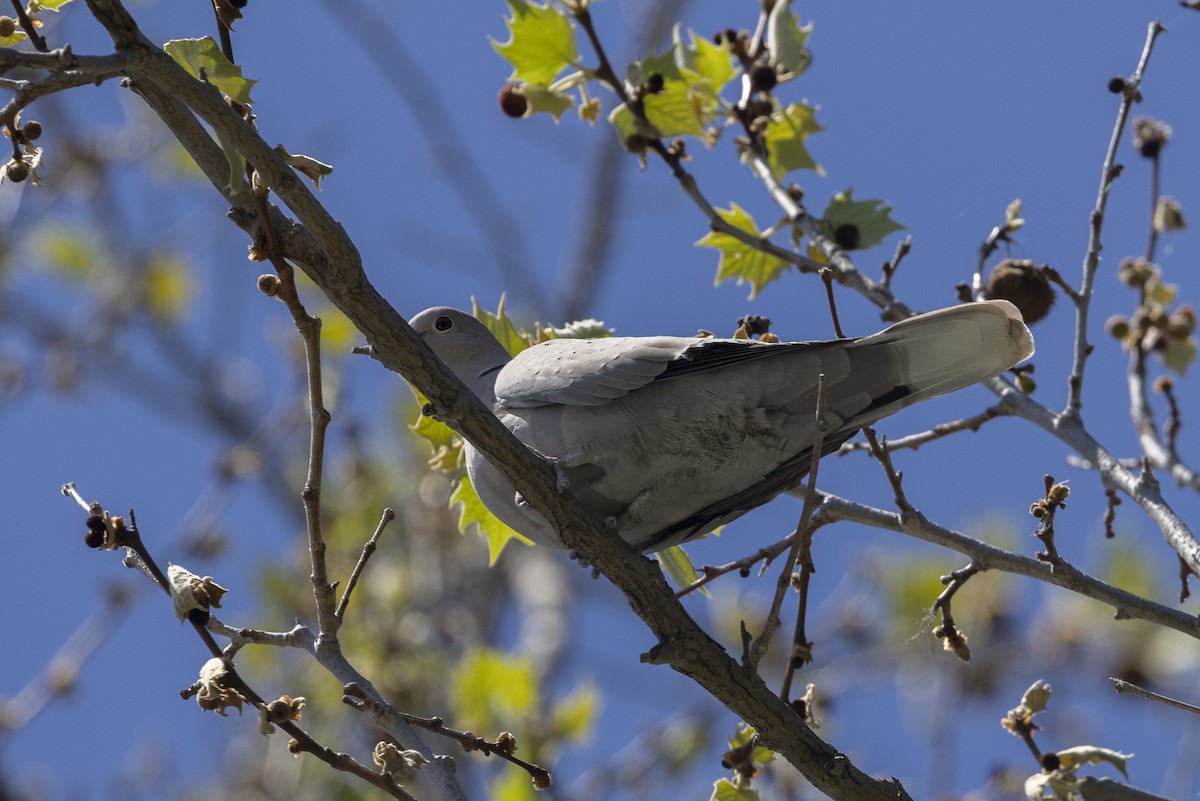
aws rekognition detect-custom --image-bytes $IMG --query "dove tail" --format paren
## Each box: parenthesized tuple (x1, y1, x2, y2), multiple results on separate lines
(848, 299, 1034, 416)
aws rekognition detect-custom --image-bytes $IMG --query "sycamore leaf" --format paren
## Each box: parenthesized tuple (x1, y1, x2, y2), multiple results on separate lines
(551, 680, 599, 742)
(766, 1, 813, 79)
(1056, 746, 1133, 779)
(659, 545, 708, 597)
(274, 144, 333, 189)
(675, 24, 736, 95)
(622, 50, 709, 140)
(143, 253, 194, 321)
(450, 647, 538, 733)
(451, 473, 532, 564)
(761, 103, 823, 179)
(31, 224, 96, 278)
(163, 37, 256, 104)
(491, 0, 579, 86)
(516, 83, 574, 122)
(822, 189, 904, 250)
(711, 779, 759, 801)
(1163, 335, 1197, 374)
(696, 203, 790, 299)
(215, 129, 246, 194)
(491, 769, 539, 801)
(27, 0, 74, 11)
(471, 295, 532, 356)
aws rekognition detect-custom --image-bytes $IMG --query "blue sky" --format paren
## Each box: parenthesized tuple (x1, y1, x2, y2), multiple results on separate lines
(5, 1, 1200, 798)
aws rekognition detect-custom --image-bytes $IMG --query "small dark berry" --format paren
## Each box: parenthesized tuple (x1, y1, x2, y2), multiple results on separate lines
(498, 83, 528, 119)
(5, 160, 29, 183)
(1107, 76, 1126, 94)
(724, 28, 737, 43)
(832, 222, 861, 251)
(85, 514, 107, 533)
(21, 120, 42, 141)
(84, 528, 106, 548)
(646, 73, 665, 94)
(750, 64, 778, 92)
(1040, 752, 1061, 771)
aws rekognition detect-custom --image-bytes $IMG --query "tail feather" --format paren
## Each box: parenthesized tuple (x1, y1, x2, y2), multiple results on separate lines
(840, 299, 1033, 425)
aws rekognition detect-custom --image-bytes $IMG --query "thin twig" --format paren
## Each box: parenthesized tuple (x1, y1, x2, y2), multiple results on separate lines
(344, 684, 552, 789)
(1110, 678, 1200, 715)
(881, 235, 911, 288)
(674, 532, 796, 599)
(863, 429, 912, 513)
(839, 405, 1007, 454)
(747, 375, 827, 671)
(335, 508, 396, 623)
(1064, 20, 1166, 418)
(8, 0, 48, 51)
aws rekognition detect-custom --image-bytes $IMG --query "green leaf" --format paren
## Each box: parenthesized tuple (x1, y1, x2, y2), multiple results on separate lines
(451, 473, 532, 564)
(27, 0, 74, 11)
(143, 253, 193, 321)
(31, 224, 96, 278)
(659, 545, 709, 597)
(822, 189, 905, 250)
(675, 24, 736, 95)
(0, 29, 27, 46)
(471, 295, 532, 356)
(728, 723, 756, 749)
(761, 103, 823, 180)
(551, 680, 599, 742)
(214, 129, 246, 194)
(491, 769, 539, 801)
(450, 647, 539, 732)
(163, 37, 256, 104)
(491, 0, 579, 86)
(711, 779, 759, 801)
(696, 203, 790, 299)
(643, 79, 709, 140)
(1163, 335, 1197, 374)
(766, 1, 813, 79)
(516, 83, 575, 122)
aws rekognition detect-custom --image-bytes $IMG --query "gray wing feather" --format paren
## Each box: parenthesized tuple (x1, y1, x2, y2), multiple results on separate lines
(496, 336, 693, 407)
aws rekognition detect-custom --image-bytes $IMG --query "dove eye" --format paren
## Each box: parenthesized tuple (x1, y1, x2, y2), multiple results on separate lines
(434, 315, 454, 332)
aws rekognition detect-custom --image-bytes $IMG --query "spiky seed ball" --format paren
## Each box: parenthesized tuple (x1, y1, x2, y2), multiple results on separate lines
(985, 258, 1055, 324)
(1107, 76, 1126, 94)
(21, 120, 41, 141)
(1133, 117, 1171, 159)
(0, 17, 16, 38)
(498, 83, 528, 119)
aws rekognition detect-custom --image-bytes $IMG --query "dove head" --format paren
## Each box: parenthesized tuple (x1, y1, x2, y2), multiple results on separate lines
(409, 307, 512, 399)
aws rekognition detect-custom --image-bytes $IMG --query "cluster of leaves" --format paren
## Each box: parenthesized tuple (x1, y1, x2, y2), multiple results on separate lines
(492, 0, 903, 300)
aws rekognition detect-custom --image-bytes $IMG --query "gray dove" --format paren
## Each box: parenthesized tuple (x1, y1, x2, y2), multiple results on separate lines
(410, 301, 1033, 553)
